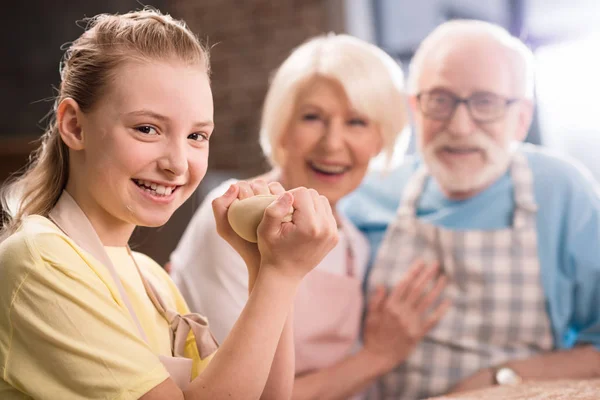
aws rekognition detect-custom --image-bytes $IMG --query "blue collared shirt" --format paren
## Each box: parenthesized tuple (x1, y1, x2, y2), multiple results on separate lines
(340, 144, 600, 350)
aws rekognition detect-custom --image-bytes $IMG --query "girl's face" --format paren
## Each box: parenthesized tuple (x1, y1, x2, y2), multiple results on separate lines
(279, 78, 383, 207)
(64, 60, 214, 240)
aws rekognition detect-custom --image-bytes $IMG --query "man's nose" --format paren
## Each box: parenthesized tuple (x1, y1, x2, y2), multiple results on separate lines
(446, 102, 477, 137)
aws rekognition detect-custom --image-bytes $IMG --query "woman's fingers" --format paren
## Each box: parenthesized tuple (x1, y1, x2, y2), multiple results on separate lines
(368, 285, 387, 315)
(387, 259, 428, 305)
(404, 262, 441, 307)
(422, 299, 452, 333)
(415, 274, 448, 314)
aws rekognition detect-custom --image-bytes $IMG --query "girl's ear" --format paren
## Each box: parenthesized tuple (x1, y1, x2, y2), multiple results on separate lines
(57, 98, 85, 151)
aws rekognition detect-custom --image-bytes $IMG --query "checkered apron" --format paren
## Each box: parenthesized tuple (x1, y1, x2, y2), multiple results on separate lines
(368, 152, 554, 400)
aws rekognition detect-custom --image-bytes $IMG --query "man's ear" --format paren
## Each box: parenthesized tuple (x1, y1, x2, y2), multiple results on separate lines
(57, 98, 85, 151)
(514, 99, 534, 142)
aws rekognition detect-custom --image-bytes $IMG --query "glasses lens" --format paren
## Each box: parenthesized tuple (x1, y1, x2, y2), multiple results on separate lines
(470, 93, 505, 121)
(420, 91, 455, 120)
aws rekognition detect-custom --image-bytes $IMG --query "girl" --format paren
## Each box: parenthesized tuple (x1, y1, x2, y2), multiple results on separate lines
(0, 9, 338, 400)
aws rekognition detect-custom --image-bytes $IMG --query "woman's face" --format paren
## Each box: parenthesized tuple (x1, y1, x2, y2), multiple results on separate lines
(279, 78, 382, 206)
(68, 60, 214, 235)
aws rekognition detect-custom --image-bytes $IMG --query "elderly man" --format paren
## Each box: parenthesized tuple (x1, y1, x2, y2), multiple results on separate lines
(341, 20, 600, 399)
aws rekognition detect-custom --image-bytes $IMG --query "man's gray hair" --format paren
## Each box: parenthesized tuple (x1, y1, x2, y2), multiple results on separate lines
(408, 20, 535, 99)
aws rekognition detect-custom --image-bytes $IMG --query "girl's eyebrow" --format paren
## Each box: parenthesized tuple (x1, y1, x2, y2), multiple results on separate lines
(123, 109, 214, 129)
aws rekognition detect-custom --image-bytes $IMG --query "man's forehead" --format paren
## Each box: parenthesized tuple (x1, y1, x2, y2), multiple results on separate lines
(418, 37, 516, 97)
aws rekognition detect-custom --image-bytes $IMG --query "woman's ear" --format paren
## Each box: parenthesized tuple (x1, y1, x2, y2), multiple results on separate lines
(372, 128, 384, 156)
(408, 95, 419, 116)
(57, 98, 85, 151)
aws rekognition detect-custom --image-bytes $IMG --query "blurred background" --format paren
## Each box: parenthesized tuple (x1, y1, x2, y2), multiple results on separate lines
(2, 0, 599, 265)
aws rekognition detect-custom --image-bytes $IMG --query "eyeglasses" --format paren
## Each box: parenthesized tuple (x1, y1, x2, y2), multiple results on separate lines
(416, 90, 520, 123)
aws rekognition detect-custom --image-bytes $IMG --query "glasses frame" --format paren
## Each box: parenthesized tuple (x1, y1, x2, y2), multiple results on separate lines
(416, 90, 520, 123)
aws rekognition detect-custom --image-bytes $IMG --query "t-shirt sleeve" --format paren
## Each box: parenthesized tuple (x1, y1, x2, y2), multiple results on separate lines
(0, 232, 169, 400)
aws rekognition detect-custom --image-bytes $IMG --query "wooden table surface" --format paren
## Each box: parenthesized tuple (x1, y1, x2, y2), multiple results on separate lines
(427, 379, 600, 400)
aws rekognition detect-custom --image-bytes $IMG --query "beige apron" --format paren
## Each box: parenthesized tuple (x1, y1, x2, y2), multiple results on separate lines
(294, 219, 364, 376)
(252, 169, 366, 376)
(48, 191, 218, 390)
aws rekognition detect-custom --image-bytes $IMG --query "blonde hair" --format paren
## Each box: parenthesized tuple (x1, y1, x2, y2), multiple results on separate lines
(260, 33, 407, 166)
(0, 8, 210, 237)
(408, 20, 535, 99)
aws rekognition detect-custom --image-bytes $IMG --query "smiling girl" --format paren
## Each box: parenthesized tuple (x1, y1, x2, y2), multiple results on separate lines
(0, 9, 338, 400)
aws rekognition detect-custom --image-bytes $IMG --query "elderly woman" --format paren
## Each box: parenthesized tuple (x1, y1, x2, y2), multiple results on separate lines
(170, 34, 449, 399)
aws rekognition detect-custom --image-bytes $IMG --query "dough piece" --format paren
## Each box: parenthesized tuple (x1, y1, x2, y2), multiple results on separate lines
(228, 194, 294, 243)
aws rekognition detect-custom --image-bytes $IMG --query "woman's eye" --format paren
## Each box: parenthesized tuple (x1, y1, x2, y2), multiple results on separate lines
(135, 126, 158, 135)
(302, 113, 321, 121)
(348, 118, 368, 127)
(188, 132, 208, 142)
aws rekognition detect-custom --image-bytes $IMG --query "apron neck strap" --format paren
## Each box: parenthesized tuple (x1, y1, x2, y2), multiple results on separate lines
(508, 152, 538, 228)
(397, 165, 429, 216)
(127, 246, 169, 317)
(49, 191, 220, 360)
(509, 152, 537, 212)
(49, 191, 149, 343)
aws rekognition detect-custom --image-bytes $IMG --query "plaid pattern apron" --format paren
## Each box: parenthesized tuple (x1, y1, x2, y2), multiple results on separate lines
(368, 152, 554, 399)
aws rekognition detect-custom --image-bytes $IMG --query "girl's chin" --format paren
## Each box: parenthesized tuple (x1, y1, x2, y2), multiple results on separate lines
(128, 209, 174, 228)
(135, 219, 171, 229)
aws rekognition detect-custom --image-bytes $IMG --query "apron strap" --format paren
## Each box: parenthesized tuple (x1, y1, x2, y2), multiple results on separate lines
(49, 192, 149, 343)
(397, 165, 429, 217)
(509, 152, 538, 229)
(127, 247, 219, 359)
(396, 151, 538, 228)
(336, 221, 356, 278)
(49, 191, 218, 359)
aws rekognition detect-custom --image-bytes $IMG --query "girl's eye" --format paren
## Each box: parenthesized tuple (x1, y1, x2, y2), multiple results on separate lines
(135, 126, 158, 135)
(188, 132, 208, 142)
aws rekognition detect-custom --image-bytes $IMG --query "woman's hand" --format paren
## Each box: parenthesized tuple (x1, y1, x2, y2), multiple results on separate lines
(362, 260, 451, 373)
(256, 187, 339, 281)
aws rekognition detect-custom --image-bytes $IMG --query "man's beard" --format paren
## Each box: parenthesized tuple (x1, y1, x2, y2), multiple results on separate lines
(421, 132, 512, 194)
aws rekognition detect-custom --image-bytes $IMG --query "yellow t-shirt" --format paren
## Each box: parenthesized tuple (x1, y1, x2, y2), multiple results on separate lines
(0, 215, 214, 399)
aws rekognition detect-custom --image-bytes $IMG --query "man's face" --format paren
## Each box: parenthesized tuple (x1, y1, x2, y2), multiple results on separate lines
(410, 39, 532, 198)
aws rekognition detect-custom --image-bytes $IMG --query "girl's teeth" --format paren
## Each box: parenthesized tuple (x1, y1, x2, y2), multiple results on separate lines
(135, 179, 175, 196)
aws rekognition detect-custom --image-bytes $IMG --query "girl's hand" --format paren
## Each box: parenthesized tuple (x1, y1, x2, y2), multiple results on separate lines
(212, 179, 285, 271)
(256, 187, 338, 281)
